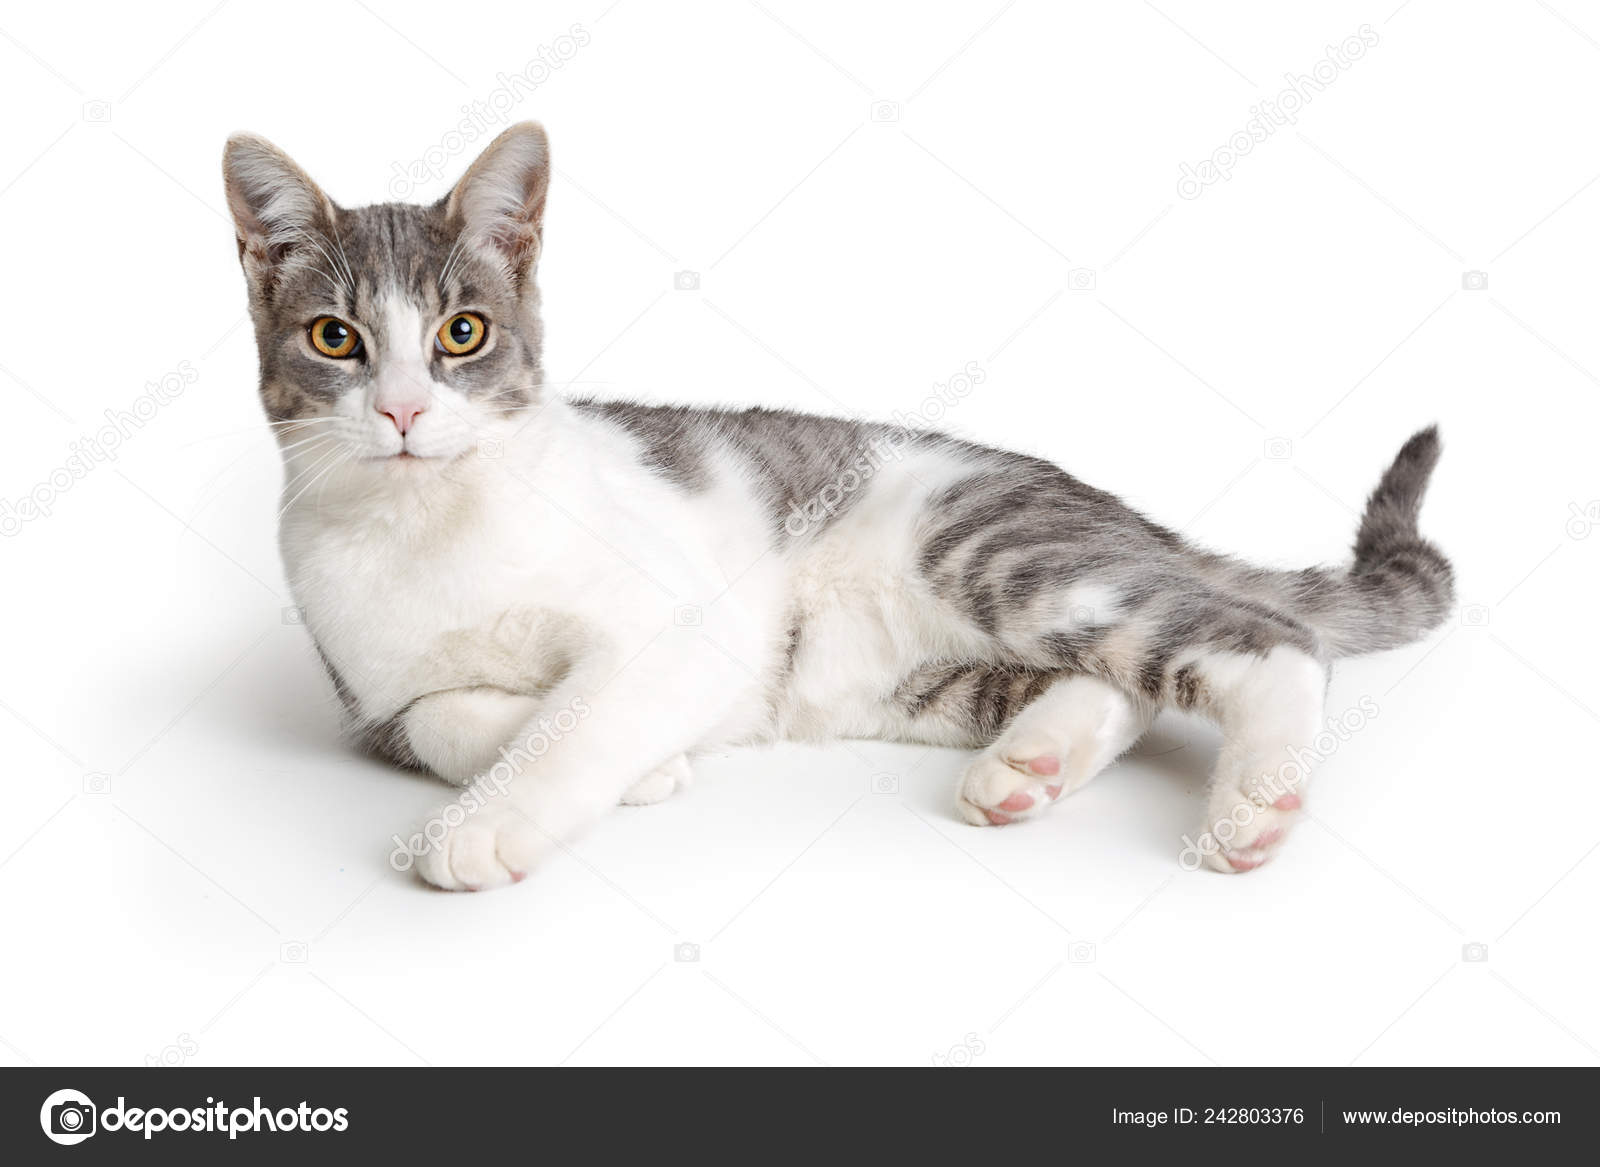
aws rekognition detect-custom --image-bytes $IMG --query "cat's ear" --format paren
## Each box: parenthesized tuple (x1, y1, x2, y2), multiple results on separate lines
(222, 133, 339, 288)
(444, 121, 550, 286)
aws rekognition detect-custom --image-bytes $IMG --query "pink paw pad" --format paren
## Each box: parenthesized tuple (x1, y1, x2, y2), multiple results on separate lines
(1023, 755, 1060, 776)
(1224, 828, 1285, 871)
(1272, 793, 1301, 811)
(998, 791, 1035, 812)
(984, 809, 1014, 826)
(510, 871, 527, 884)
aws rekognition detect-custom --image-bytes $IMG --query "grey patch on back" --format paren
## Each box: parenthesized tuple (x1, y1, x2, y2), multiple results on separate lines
(570, 400, 715, 490)
(571, 399, 954, 541)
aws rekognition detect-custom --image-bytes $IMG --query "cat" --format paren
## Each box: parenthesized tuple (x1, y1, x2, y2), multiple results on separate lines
(222, 122, 1453, 891)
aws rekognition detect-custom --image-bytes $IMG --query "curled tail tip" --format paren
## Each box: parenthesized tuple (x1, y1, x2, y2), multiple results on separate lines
(1299, 427, 1454, 658)
(1364, 424, 1444, 532)
(1396, 423, 1442, 473)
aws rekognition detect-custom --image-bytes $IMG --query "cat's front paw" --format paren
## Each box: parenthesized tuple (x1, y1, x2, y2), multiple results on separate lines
(620, 753, 692, 806)
(413, 805, 548, 891)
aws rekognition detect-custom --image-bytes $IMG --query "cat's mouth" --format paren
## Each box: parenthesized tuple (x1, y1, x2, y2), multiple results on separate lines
(367, 449, 469, 465)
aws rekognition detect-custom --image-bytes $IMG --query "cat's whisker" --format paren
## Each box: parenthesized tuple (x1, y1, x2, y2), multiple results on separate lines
(268, 427, 346, 458)
(278, 445, 352, 521)
(179, 418, 344, 449)
(438, 237, 468, 291)
(308, 448, 355, 514)
(279, 442, 348, 500)
(277, 432, 341, 457)
(279, 258, 345, 298)
(280, 432, 343, 466)
(283, 228, 355, 298)
(328, 226, 357, 290)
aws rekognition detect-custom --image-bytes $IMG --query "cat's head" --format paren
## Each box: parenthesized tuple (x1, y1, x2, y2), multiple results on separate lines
(222, 123, 549, 470)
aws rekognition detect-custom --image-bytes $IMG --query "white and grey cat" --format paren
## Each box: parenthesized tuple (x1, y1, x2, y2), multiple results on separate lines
(222, 123, 1453, 891)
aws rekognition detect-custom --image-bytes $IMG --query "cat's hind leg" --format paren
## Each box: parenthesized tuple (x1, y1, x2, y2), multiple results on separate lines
(951, 569, 1329, 867)
(1176, 645, 1327, 873)
(956, 674, 1152, 826)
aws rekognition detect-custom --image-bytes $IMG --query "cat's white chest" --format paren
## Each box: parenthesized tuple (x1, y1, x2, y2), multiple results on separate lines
(281, 486, 545, 717)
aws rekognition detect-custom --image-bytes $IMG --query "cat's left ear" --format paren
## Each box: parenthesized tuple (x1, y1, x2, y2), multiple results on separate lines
(222, 133, 340, 292)
(444, 122, 550, 287)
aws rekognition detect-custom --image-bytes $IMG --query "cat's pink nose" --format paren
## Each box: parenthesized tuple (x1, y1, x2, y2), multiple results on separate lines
(378, 402, 425, 435)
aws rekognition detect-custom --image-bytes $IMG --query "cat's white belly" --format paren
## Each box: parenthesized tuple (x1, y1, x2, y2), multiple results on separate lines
(770, 449, 992, 743)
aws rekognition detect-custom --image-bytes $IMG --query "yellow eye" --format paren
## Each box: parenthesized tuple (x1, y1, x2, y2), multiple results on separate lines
(436, 312, 487, 356)
(309, 316, 361, 359)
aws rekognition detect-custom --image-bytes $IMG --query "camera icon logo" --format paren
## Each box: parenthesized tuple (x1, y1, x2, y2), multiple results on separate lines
(40, 1089, 96, 1145)
(1461, 270, 1488, 291)
(281, 605, 306, 625)
(1067, 604, 1097, 626)
(870, 100, 901, 122)
(279, 940, 309, 963)
(1461, 941, 1489, 963)
(1263, 437, 1293, 461)
(82, 772, 111, 796)
(1068, 268, 1097, 292)
(81, 100, 112, 123)
(870, 772, 900, 795)
(478, 438, 504, 460)
(1068, 941, 1097, 964)
(1460, 604, 1490, 628)
(674, 604, 703, 627)
(674, 941, 700, 963)
(673, 270, 700, 291)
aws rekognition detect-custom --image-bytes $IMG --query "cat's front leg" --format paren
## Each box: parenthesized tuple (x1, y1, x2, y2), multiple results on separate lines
(399, 687, 545, 785)
(412, 696, 696, 890)
(410, 634, 748, 891)
(404, 687, 693, 805)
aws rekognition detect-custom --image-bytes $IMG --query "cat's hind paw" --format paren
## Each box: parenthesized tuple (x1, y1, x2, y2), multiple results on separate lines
(956, 733, 1065, 826)
(1199, 787, 1302, 874)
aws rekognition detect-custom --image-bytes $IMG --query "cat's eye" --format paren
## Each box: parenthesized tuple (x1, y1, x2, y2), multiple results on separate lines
(308, 316, 362, 359)
(436, 312, 488, 356)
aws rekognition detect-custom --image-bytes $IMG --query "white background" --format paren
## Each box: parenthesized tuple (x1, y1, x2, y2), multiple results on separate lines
(1, 0, 1597, 1067)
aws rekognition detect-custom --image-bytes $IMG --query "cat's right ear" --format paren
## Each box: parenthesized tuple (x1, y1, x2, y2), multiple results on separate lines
(222, 133, 338, 289)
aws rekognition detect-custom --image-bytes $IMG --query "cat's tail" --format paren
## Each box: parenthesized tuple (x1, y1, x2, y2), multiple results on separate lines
(1258, 426, 1455, 658)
